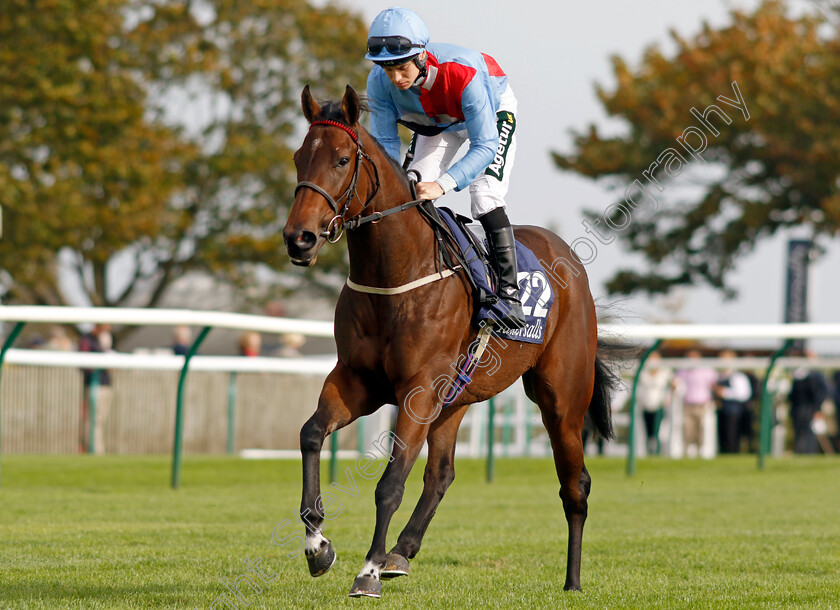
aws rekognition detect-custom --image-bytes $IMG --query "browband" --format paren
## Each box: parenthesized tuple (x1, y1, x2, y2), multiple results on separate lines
(309, 119, 359, 144)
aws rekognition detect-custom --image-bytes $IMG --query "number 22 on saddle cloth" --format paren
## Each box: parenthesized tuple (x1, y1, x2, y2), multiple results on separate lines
(436, 207, 554, 345)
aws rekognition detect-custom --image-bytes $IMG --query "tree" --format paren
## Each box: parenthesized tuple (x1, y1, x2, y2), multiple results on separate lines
(552, 0, 840, 298)
(0, 0, 368, 309)
(0, 0, 191, 306)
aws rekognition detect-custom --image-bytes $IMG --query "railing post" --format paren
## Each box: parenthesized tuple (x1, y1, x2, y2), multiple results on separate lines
(227, 372, 237, 455)
(627, 339, 662, 476)
(486, 398, 496, 483)
(329, 430, 339, 485)
(87, 369, 100, 455)
(0, 322, 25, 488)
(171, 326, 211, 489)
(758, 338, 792, 470)
(357, 416, 366, 456)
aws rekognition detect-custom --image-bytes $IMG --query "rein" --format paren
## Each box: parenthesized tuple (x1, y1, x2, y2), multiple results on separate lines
(343, 197, 427, 230)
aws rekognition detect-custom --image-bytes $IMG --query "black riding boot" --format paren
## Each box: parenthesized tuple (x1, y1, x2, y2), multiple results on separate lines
(479, 208, 527, 330)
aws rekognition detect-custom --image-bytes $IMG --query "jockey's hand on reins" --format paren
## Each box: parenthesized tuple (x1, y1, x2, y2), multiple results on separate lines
(415, 181, 444, 201)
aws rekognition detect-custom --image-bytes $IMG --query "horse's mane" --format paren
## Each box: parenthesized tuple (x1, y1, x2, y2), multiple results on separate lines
(317, 97, 412, 190)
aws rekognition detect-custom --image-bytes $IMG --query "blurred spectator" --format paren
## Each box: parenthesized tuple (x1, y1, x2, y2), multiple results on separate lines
(44, 326, 74, 351)
(265, 300, 287, 318)
(78, 324, 113, 455)
(673, 349, 718, 458)
(788, 350, 828, 454)
(239, 331, 262, 357)
(171, 325, 191, 356)
(766, 369, 792, 440)
(637, 351, 671, 456)
(714, 350, 753, 454)
(24, 333, 45, 349)
(740, 365, 762, 453)
(812, 412, 835, 454)
(277, 333, 306, 358)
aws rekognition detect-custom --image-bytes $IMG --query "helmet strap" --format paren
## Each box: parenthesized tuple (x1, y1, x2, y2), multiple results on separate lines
(412, 53, 428, 87)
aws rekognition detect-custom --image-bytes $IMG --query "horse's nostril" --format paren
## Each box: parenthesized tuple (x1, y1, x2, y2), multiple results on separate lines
(296, 231, 318, 250)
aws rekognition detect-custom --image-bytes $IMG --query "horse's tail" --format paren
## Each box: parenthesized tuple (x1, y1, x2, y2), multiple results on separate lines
(588, 340, 634, 441)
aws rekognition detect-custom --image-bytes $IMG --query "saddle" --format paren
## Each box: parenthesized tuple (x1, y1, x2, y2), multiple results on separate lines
(413, 193, 554, 345)
(416, 202, 497, 305)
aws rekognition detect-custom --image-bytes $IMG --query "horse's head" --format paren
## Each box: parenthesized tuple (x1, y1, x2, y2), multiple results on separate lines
(283, 84, 370, 266)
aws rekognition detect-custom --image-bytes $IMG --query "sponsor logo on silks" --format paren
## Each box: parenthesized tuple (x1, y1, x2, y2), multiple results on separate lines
(485, 111, 516, 181)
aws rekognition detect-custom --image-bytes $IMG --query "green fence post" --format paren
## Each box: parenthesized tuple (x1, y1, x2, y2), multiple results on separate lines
(227, 372, 237, 455)
(87, 370, 100, 455)
(627, 339, 662, 477)
(486, 398, 496, 483)
(357, 417, 366, 456)
(758, 338, 792, 471)
(0, 322, 25, 488)
(330, 430, 339, 485)
(171, 326, 211, 489)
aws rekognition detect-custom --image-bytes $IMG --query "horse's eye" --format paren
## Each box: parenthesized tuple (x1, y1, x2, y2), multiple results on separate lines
(337, 157, 350, 168)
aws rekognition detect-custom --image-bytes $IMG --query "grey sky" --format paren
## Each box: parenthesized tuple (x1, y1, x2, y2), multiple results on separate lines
(337, 0, 839, 349)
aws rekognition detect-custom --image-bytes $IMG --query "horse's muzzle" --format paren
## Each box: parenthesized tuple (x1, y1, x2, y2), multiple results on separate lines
(284, 228, 320, 266)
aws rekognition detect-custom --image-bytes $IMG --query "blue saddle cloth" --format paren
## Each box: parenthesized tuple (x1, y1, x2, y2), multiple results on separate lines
(437, 208, 554, 345)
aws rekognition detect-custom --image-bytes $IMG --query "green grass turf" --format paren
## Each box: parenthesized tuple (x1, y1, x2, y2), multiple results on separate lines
(0, 455, 838, 609)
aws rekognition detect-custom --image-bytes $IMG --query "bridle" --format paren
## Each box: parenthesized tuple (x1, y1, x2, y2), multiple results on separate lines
(294, 119, 382, 243)
(294, 119, 430, 243)
(292, 118, 476, 298)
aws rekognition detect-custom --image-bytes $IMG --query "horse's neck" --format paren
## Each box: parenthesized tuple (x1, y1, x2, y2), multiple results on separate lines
(346, 143, 437, 287)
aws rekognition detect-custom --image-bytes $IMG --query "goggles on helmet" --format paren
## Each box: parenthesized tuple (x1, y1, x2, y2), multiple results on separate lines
(367, 36, 424, 57)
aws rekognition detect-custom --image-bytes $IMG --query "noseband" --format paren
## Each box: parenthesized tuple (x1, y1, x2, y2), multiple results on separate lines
(294, 120, 381, 243)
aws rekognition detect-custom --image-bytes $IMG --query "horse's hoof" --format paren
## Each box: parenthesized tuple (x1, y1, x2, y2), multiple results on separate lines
(348, 575, 382, 598)
(305, 540, 336, 577)
(380, 553, 410, 579)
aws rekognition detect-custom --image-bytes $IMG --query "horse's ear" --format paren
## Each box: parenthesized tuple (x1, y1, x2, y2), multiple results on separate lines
(341, 85, 361, 125)
(301, 85, 321, 124)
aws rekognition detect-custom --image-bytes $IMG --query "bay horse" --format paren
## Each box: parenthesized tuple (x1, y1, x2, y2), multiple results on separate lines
(283, 84, 616, 598)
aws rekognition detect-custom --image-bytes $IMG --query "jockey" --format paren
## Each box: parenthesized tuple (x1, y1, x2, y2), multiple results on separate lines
(365, 7, 526, 330)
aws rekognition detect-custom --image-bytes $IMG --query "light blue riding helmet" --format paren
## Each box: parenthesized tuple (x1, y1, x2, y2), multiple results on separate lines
(364, 7, 430, 64)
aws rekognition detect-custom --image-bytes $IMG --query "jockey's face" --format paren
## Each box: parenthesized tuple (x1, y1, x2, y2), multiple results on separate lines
(382, 52, 424, 90)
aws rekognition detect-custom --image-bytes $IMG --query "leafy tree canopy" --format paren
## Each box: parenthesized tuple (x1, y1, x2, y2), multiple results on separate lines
(552, 0, 840, 298)
(0, 0, 368, 308)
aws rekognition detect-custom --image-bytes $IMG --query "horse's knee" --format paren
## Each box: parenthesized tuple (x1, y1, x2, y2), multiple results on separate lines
(438, 466, 455, 496)
(375, 472, 405, 513)
(579, 467, 591, 497)
(559, 482, 588, 518)
(300, 417, 325, 453)
(424, 457, 455, 497)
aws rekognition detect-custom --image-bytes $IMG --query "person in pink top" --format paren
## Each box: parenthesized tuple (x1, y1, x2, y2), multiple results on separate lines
(673, 349, 718, 458)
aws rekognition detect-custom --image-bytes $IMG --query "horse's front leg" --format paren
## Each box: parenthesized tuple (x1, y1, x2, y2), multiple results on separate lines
(349, 384, 437, 598)
(381, 402, 470, 578)
(300, 363, 379, 577)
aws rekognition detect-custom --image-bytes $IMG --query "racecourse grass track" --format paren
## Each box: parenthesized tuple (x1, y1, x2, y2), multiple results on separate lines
(1, 455, 839, 609)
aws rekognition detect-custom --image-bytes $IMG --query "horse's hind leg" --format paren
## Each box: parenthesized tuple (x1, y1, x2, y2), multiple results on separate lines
(298, 363, 380, 577)
(382, 403, 470, 578)
(523, 358, 595, 592)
